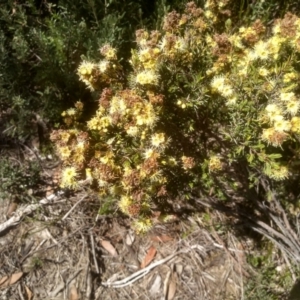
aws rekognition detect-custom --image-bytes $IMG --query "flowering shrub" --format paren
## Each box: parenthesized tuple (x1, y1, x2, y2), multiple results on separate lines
(51, 1, 300, 232)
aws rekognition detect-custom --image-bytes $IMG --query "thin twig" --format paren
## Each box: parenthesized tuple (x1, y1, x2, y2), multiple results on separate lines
(62, 194, 87, 221)
(102, 245, 202, 288)
(0, 180, 91, 234)
(0, 191, 64, 234)
(49, 268, 82, 297)
(90, 232, 99, 274)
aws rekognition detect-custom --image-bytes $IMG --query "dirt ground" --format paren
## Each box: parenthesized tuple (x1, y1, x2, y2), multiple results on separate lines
(1, 142, 292, 300)
(0, 178, 254, 300)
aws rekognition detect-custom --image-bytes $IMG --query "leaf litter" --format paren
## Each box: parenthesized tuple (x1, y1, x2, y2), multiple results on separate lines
(0, 149, 255, 300)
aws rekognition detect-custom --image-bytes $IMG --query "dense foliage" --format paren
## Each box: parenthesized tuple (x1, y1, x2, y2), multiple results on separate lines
(0, 0, 176, 140)
(49, 1, 300, 232)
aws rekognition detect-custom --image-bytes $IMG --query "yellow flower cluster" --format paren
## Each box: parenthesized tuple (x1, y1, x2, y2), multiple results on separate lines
(205, 11, 300, 165)
(51, 2, 300, 232)
(261, 90, 300, 147)
(50, 127, 90, 189)
(208, 156, 223, 172)
(60, 167, 78, 189)
(77, 45, 120, 90)
(135, 70, 159, 86)
(211, 75, 236, 105)
(264, 164, 289, 181)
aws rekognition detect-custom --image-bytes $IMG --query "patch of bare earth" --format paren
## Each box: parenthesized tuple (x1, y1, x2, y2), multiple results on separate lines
(0, 143, 252, 299)
(0, 184, 253, 300)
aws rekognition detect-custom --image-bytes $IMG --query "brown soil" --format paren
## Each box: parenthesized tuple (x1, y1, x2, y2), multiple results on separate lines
(0, 183, 252, 300)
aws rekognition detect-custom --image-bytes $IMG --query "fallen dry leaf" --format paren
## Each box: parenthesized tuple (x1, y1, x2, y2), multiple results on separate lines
(125, 231, 135, 246)
(163, 268, 177, 300)
(0, 272, 23, 289)
(24, 285, 33, 300)
(149, 274, 162, 297)
(150, 235, 173, 243)
(141, 246, 157, 269)
(163, 270, 171, 299)
(69, 284, 79, 300)
(100, 240, 118, 257)
(167, 271, 177, 300)
(6, 202, 18, 217)
(175, 264, 183, 276)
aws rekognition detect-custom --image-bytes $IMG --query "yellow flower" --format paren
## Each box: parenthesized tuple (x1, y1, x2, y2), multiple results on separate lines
(226, 96, 237, 106)
(272, 24, 281, 35)
(60, 131, 71, 143)
(265, 165, 289, 181)
(261, 128, 274, 141)
(109, 96, 127, 115)
(143, 103, 157, 127)
(126, 126, 139, 136)
(77, 60, 95, 76)
(253, 41, 269, 60)
(136, 70, 159, 86)
(208, 156, 223, 172)
(99, 116, 112, 130)
(136, 115, 145, 126)
(286, 100, 300, 116)
(100, 151, 114, 165)
(265, 104, 282, 122)
(85, 168, 93, 181)
(87, 117, 99, 130)
(247, 50, 258, 62)
(211, 75, 225, 92)
(144, 148, 157, 159)
(138, 48, 152, 62)
(151, 133, 166, 148)
(261, 127, 288, 146)
(220, 84, 234, 98)
(204, 10, 216, 22)
(75, 141, 86, 152)
(100, 44, 117, 60)
(291, 116, 300, 133)
(60, 166, 78, 189)
(283, 72, 298, 83)
(132, 218, 153, 233)
(66, 108, 76, 116)
(98, 178, 108, 187)
(58, 146, 71, 159)
(174, 37, 187, 52)
(274, 118, 291, 132)
(258, 68, 269, 77)
(143, 60, 157, 70)
(229, 35, 244, 49)
(105, 48, 117, 60)
(118, 195, 133, 215)
(280, 92, 296, 102)
(267, 36, 283, 59)
(98, 60, 110, 73)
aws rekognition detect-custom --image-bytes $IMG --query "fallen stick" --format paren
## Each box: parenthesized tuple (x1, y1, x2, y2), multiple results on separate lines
(0, 178, 92, 235)
(0, 191, 65, 234)
(101, 245, 205, 288)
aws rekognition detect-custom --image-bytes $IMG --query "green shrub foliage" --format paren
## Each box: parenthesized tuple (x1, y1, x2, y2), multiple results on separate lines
(0, 0, 167, 140)
(49, 0, 300, 232)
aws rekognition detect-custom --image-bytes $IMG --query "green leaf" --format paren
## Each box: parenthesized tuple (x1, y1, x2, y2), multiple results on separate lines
(268, 153, 282, 159)
(247, 153, 254, 164)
